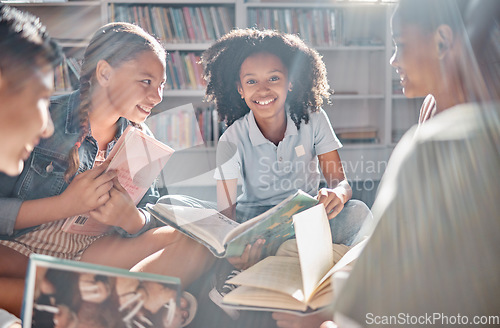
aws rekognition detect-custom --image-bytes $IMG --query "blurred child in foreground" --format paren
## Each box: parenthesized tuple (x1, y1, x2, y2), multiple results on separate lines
(329, 0, 500, 326)
(0, 4, 62, 326)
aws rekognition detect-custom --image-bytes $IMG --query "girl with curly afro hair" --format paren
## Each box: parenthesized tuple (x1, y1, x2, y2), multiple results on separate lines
(203, 28, 331, 128)
(201, 29, 365, 272)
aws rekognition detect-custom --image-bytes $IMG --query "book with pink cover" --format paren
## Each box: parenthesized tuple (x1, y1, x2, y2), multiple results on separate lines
(61, 126, 175, 236)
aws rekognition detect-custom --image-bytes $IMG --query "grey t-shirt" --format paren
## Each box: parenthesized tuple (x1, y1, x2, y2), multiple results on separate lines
(214, 108, 341, 208)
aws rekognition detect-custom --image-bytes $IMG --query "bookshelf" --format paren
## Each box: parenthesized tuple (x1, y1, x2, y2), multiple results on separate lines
(4, 0, 421, 206)
(3, 1, 103, 95)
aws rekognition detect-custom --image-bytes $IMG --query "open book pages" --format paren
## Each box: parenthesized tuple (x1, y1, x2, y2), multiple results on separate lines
(23, 254, 181, 328)
(147, 189, 318, 258)
(61, 126, 174, 236)
(294, 203, 334, 301)
(222, 204, 369, 313)
(147, 205, 240, 256)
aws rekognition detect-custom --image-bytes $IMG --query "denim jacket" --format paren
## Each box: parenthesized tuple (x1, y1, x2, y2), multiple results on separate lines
(0, 91, 159, 238)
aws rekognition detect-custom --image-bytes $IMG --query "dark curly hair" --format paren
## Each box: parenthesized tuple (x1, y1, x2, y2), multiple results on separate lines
(201, 28, 332, 129)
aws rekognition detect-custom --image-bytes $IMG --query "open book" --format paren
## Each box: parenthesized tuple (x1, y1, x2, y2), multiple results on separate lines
(61, 126, 175, 236)
(146, 190, 318, 258)
(221, 204, 368, 313)
(23, 254, 182, 328)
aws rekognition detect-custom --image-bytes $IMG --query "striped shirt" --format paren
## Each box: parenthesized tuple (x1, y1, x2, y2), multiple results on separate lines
(0, 149, 111, 260)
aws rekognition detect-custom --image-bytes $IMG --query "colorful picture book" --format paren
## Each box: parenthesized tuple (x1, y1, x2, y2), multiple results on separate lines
(61, 126, 174, 236)
(147, 190, 318, 258)
(23, 254, 184, 328)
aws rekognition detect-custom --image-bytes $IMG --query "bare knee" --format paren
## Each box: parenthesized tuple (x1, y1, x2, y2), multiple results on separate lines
(0, 245, 28, 277)
(145, 226, 189, 250)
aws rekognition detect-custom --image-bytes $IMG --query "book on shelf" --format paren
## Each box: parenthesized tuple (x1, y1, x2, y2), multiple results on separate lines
(146, 190, 318, 258)
(335, 126, 378, 144)
(146, 103, 208, 151)
(109, 4, 233, 44)
(166, 51, 206, 90)
(23, 254, 181, 328)
(9, 0, 68, 3)
(344, 37, 383, 46)
(248, 7, 344, 47)
(54, 55, 82, 92)
(61, 126, 175, 236)
(222, 204, 368, 313)
(53, 58, 70, 92)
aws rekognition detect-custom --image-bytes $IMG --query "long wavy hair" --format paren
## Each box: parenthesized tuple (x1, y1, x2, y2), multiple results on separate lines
(201, 28, 332, 129)
(64, 22, 165, 182)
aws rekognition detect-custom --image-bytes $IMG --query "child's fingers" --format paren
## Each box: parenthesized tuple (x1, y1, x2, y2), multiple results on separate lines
(85, 161, 110, 179)
(95, 190, 111, 206)
(327, 202, 344, 220)
(244, 239, 264, 268)
(89, 202, 114, 225)
(94, 169, 116, 186)
(240, 244, 251, 263)
(316, 188, 329, 204)
(179, 297, 188, 309)
(111, 177, 127, 193)
(227, 245, 251, 269)
(324, 197, 340, 215)
(95, 180, 113, 198)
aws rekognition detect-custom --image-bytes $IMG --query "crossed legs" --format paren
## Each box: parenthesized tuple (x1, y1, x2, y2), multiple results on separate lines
(81, 226, 215, 288)
(0, 227, 214, 317)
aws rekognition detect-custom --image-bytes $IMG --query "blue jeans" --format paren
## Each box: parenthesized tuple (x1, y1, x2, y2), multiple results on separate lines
(157, 195, 373, 246)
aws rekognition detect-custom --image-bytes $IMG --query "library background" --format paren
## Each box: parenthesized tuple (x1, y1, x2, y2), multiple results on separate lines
(5, 0, 421, 207)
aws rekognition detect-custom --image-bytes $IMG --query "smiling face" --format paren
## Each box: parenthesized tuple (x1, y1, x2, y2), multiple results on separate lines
(0, 63, 54, 176)
(390, 23, 443, 98)
(237, 52, 291, 123)
(104, 50, 166, 123)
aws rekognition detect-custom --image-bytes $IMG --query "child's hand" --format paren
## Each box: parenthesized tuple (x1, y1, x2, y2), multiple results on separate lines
(316, 188, 344, 220)
(227, 239, 265, 270)
(89, 177, 142, 232)
(59, 162, 115, 215)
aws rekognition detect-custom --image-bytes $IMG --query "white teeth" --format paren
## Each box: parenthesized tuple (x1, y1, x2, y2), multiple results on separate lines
(255, 98, 275, 105)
